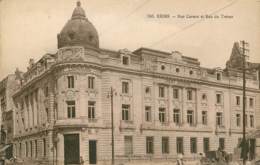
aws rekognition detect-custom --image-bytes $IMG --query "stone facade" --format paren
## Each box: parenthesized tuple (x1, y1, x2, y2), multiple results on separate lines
(2, 2, 259, 165)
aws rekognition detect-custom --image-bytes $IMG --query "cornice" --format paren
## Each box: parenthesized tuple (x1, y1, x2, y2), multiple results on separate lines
(13, 61, 260, 98)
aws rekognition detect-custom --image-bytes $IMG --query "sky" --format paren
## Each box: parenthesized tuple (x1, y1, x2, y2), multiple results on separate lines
(0, 0, 259, 79)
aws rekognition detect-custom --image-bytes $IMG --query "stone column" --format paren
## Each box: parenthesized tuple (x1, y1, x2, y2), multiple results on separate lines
(57, 133, 64, 165)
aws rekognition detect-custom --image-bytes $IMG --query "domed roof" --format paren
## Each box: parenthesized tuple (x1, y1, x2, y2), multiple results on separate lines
(57, 1, 99, 49)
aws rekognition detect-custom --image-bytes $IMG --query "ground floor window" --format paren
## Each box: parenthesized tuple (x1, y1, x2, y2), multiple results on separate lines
(190, 137, 197, 153)
(176, 137, 183, 154)
(124, 136, 133, 155)
(219, 138, 225, 150)
(203, 138, 210, 153)
(146, 137, 154, 154)
(162, 137, 169, 154)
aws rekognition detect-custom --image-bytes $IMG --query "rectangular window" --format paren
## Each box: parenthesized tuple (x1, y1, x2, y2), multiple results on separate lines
(43, 138, 46, 157)
(124, 136, 133, 155)
(216, 93, 222, 104)
(146, 137, 154, 154)
(203, 138, 210, 153)
(250, 115, 254, 127)
(202, 111, 207, 125)
(176, 137, 183, 154)
(187, 110, 194, 125)
(122, 56, 129, 65)
(159, 108, 166, 123)
(216, 112, 223, 126)
(219, 138, 225, 150)
(88, 76, 95, 89)
(30, 141, 33, 157)
(145, 106, 152, 122)
(19, 143, 22, 157)
(249, 98, 254, 108)
(162, 137, 169, 154)
(67, 76, 74, 88)
(122, 81, 129, 94)
(88, 101, 95, 119)
(245, 114, 248, 127)
(173, 88, 179, 99)
(173, 109, 180, 124)
(236, 114, 241, 127)
(159, 86, 165, 98)
(67, 101, 76, 118)
(236, 96, 240, 106)
(190, 138, 197, 153)
(35, 140, 37, 158)
(217, 73, 221, 80)
(122, 104, 130, 121)
(26, 141, 28, 157)
(187, 90, 192, 100)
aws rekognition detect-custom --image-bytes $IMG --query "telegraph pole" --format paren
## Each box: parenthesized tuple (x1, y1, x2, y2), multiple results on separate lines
(110, 87, 115, 165)
(241, 40, 249, 165)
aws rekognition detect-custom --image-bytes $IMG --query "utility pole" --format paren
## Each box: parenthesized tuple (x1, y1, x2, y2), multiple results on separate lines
(241, 40, 249, 165)
(110, 87, 115, 165)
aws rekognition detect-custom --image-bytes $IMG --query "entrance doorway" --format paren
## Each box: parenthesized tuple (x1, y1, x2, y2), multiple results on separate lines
(89, 140, 97, 164)
(64, 134, 80, 165)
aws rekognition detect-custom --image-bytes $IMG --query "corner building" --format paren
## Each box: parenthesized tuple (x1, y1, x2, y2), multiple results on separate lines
(12, 2, 260, 165)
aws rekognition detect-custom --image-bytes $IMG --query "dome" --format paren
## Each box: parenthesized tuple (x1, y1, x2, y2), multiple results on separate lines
(57, 1, 99, 49)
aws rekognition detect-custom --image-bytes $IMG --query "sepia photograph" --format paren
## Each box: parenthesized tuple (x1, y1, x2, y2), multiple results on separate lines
(0, 0, 260, 165)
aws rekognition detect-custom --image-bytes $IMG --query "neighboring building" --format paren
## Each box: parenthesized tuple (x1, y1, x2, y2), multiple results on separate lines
(0, 74, 20, 158)
(5, 1, 260, 165)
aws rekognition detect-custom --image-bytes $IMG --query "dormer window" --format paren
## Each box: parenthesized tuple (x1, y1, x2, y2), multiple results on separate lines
(122, 56, 129, 65)
(217, 73, 221, 80)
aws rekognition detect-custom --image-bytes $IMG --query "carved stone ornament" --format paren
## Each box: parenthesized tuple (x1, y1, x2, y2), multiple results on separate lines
(57, 46, 85, 62)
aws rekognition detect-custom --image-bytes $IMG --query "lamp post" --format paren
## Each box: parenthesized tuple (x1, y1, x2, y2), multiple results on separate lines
(108, 87, 116, 165)
(240, 40, 249, 165)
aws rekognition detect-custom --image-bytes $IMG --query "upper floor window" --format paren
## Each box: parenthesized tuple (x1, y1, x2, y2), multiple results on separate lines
(216, 93, 222, 104)
(88, 101, 95, 119)
(216, 73, 221, 80)
(202, 111, 207, 125)
(236, 96, 240, 106)
(159, 108, 166, 123)
(187, 90, 193, 100)
(203, 138, 210, 153)
(216, 112, 223, 126)
(67, 76, 74, 88)
(236, 114, 241, 127)
(249, 98, 254, 108)
(44, 86, 49, 97)
(145, 86, 151, 96)
(67, 101, 75, 118)
(122, 104, 130, 121)
(245, 114, 248, 127)
(88, 76, 95, 89)
(250, 115, 254, 127)
(202, 94, 207, 101)
(122, 56, 129, 65)
(145, 106, 152, 122)
(159, 86, 165, 98)
(122, 81, 129, 94)
(187, 110, 194, 125)
(173, 88, 179, 99)
(173, 109, 180, 124)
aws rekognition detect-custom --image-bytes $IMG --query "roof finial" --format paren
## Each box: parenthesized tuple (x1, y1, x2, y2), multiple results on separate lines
(77, 1, 81, 7)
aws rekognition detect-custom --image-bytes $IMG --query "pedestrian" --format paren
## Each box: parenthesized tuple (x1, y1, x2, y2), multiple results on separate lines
(177, 154, 184, 165)
(80, 156, 84, 165)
